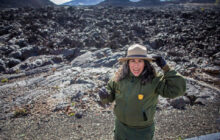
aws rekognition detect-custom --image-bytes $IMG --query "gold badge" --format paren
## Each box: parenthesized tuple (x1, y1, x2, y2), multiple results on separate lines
(138, 94, 144, 100)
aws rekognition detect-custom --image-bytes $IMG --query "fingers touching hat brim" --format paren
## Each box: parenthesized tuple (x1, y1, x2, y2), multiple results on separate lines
(118, 57, 155, 62)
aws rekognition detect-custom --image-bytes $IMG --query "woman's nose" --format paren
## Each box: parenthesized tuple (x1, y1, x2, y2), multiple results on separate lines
(133, 63, 139, 67)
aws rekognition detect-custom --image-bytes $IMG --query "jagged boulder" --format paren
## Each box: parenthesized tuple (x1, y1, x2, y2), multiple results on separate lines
(99, 0, 131, 6)
(0, 59, 6, 72)
(9, 45, 46, 61)
(0, 0, 54, 8)
(71, 48, 124, 68)
(139, 0, 160, 4)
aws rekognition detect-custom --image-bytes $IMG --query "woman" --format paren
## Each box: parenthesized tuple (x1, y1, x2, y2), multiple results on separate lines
(98, 44, 186, 140)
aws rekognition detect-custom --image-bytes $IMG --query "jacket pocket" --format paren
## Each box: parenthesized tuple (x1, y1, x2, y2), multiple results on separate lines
(143, 105, 156, 123)
(143, 111, 148, 121)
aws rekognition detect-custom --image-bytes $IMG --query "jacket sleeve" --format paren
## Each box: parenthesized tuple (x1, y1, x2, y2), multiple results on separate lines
(100, 79, 116, 104)
(155, 69, 186, 99)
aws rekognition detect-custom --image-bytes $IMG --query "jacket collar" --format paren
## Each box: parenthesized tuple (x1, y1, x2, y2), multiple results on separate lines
(128, 72, 141, 82)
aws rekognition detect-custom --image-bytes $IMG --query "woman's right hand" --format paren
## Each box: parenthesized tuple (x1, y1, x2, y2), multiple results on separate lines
(98, 87, 109, 99)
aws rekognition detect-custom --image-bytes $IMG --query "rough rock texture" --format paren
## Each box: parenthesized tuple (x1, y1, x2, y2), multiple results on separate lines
(0, 0, 54, 8)
(99, 0, 132, 6)
(139, 0, 160, 4)
(0, 3, 219, 140)
(0, 4, 219, 86)
(99, 0, 161, 6)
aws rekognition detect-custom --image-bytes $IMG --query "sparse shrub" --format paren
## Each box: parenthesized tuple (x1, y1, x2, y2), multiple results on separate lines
(14, 108, 28, 117)
(54, 85, 59, 90)
(201, 7, 205, 11)
(69, 112, 75, 116)
(71, 102, 75, 107)
(51, 67, 56, 72)
(15, 69, 20, 73)
(1, 78, 8, 83)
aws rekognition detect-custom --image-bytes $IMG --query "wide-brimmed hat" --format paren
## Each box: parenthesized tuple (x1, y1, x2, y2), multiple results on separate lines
(118, 44, 154, 62)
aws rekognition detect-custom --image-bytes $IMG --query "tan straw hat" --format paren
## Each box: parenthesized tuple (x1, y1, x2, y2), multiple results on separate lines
(118, 44, 154, 62)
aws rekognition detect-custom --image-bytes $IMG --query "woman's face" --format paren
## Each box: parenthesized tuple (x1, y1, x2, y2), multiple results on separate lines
(129, 59, 145, 77)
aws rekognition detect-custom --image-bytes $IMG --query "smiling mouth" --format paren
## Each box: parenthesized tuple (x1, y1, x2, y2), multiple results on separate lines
(133, 69, 140, 73)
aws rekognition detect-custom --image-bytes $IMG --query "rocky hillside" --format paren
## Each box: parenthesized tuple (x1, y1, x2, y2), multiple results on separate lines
(99, 0, 218, 6)
(99, 0, 132, 6)
(0, 3, 220, 139)
(0, 0, 54, 8)
(0, 4, 219, 85)
(99, 0, 216, 6)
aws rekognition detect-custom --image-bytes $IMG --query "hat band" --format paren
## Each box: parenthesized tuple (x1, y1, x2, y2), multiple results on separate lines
(127, 55, 147, 58)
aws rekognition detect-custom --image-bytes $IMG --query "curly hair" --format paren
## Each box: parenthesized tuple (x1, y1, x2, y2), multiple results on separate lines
(113, 60, 156, 85)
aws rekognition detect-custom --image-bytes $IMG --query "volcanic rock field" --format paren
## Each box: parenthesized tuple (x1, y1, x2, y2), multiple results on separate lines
(0, 3, 219, 140)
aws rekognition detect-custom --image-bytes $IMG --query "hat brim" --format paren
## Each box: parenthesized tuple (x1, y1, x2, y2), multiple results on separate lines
(118, 57, 154, 62)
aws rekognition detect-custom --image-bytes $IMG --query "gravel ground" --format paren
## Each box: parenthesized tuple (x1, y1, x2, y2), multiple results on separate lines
(0, 93, 219, 140)
(0, 68, 219, 140)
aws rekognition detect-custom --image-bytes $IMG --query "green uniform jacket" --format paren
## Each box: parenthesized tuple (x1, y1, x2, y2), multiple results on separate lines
(102, 69, 186, 127)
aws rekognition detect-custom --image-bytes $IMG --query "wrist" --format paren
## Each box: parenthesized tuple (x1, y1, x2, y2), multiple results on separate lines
(160, 59, 166, 68)
(162, 64, 170, 72)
